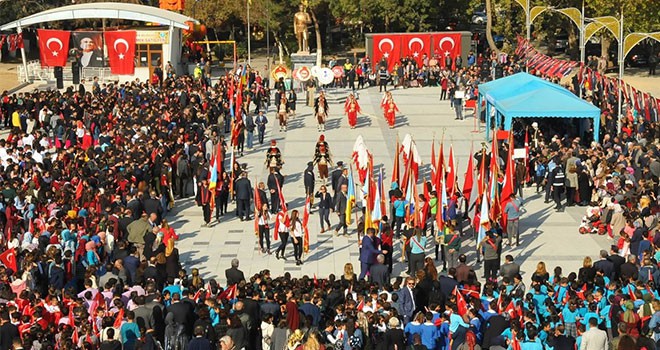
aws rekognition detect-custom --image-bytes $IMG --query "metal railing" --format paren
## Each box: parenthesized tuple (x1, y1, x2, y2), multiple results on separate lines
(17, 62, 119, 84)
(17, 60, 54, 83)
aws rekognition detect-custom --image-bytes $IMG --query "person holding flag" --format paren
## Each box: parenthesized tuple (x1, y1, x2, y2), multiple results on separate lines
(290, 209, 304, 266)
(257, 203, 271, 255)
(358, 228, 386, 280)
(477, 227, 502, 281)
(503, 193, 523, 247)
(334, 184, 349, 236)
(274, 209, 290, 260)
(195, 178, 213, 227)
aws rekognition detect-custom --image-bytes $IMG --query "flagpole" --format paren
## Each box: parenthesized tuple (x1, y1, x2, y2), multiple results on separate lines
(247, 0, 251, 65)
(351, 164, 359, 230)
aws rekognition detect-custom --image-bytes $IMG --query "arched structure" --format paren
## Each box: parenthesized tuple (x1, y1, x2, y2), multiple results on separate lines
(1, 2, 199, 82)
(0, 2, 197, 30)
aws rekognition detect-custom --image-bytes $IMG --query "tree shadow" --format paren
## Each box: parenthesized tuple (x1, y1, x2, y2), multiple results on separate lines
(286, 118, 306, 131)
(356, 115, 372, 128)
(324, 117, 342, 131)
(394, 115, 409, 128)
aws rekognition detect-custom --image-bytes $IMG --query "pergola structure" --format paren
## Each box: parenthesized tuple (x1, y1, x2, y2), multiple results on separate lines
(0, 2, 199, 81)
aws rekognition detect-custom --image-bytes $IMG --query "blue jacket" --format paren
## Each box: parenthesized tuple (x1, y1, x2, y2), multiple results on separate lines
(299, 302, 321, 327)
(420, 322, 439, 349)
(359, 235, 380, 264)
(398, 286, 416, 319)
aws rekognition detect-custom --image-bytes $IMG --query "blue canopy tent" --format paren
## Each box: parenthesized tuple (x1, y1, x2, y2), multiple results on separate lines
(478, 73, 601, 142)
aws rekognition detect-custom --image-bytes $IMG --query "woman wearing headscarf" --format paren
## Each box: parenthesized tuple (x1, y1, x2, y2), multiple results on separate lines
(619, 301, 640, 338)
(610, 200, 626, 239)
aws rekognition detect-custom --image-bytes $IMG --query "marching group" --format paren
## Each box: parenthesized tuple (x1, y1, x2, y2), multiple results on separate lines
(0, 36, 659, 350)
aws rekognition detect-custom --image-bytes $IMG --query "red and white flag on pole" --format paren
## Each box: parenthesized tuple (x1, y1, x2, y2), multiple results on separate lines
(0, 248, 17, 272)
(104, 31, 137, 75)
(37, 30, 70, 67)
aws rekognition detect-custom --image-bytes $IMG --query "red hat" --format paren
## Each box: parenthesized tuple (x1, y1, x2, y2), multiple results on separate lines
(319, 135, 325, 142)
(270, 140, 277, 145)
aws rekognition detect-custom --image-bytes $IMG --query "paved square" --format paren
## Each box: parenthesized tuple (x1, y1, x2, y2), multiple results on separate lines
(169, 85, 610, 284)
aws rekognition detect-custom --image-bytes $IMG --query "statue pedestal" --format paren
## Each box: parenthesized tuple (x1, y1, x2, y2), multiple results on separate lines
(290, 52, 317, 71)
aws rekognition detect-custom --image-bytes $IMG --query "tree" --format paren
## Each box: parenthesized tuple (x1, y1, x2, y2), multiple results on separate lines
(485, 0, 500, 54)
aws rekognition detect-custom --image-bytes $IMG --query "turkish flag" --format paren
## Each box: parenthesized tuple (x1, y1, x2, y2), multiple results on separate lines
(401, 34, 431, 67)
(37, 30, 70, 67)
(431, 33, 461, 68)
(8, 34, 16, 52)
(372, 35, 401, 71)
(104, 31, 136, 75)
(0, 248, 17, 272)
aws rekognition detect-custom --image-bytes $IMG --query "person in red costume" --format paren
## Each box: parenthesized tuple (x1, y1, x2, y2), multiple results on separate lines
(381, 91, 399, 128)
(344, 92, 361, 129)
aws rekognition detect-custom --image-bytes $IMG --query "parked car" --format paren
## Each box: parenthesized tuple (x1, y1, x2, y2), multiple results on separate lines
(555, 34, 569, 52)
(608, 43, 650, 67)
(472, 11, 486, 24)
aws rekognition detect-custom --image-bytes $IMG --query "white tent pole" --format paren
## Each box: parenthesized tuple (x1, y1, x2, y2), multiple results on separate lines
(17, 23, 29, 83)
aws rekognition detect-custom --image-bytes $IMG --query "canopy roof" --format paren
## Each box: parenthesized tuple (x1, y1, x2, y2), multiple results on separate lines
(479, 73, 601, 141)
(0, 2, 198, 31)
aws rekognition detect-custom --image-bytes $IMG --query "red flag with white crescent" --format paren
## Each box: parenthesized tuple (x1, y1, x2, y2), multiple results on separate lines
(372, 35, 401, 71)
(37, 30, 70, 67)
(104, 31, 137, 75)
(431, 33, 461, 69)
(402, 34, 431, 67)
(0, 248, 17, 272)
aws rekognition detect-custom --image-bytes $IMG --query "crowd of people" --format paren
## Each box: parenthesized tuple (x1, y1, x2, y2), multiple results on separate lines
(0, 32, 659, 350)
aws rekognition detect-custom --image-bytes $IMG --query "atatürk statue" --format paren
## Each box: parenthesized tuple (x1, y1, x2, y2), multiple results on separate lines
(293, 3, 311, 53)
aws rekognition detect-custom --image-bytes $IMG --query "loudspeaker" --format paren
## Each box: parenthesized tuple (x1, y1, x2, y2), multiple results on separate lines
(495, 65, 503, 79)
(72, 62, 80, 84)
(54, 66, 63, 89)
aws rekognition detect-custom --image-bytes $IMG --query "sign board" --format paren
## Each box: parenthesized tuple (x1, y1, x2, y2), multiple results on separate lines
(271, 65, 289, 80)
(513, 148, 527, 159)
(317, 67, 334, 85)
(136, 31, 170, 44)
(295, 66, 311, 81)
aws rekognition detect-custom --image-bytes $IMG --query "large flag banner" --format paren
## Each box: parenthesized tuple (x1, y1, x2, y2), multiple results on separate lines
(346, 165, 356, 225)
(430, 33, 462, 68)
(401, 34, 431, 67)
(104, 31, 137, 75)
(72, 32, 104, 68)
(37, 30, 70, 67)
(372, 35, 401, 71)
(372, 169, 383, 222)
(462, 145, 475, 205)
(303, 196, 310, 253)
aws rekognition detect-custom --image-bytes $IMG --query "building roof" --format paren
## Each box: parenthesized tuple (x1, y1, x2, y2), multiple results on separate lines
(0, 2, 198, 31)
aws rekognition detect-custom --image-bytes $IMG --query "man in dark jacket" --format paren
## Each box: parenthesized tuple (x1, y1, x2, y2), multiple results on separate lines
(334, 184, 348, 236)
(48, 259, 66, 290)
(166, 293, 195, 337)
(369, 254, 390, 287)
(143, 191, 163, 224)
(188, 325, 212, 350)
(330, 161, 344, 195)
(234, 172, 252, 221)
(126, 194, 143, 220)
(607, 245, 626, 280)
(257, 182, 269, 211)
(225, 258, 245, 285)
(593, 250, 615, 280)
(620, 255, 639, 281)
(266, 168, 284, 214)
(304, 162, 315, 209)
